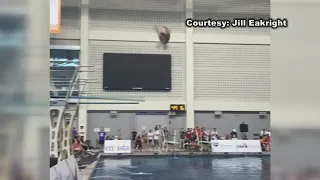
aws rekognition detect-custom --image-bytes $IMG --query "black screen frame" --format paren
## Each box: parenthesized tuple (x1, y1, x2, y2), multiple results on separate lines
(102, 53, 172, 91)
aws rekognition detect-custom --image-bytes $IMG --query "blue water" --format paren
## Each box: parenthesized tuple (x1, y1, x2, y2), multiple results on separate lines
(91, 156, 270, 180)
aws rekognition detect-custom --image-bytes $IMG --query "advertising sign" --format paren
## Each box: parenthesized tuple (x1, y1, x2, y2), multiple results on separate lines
(211, 140, 262, 153)
(235, 140, 262, 153)
(211, 140, 237, 152)
(50, 0, 61, 33)
(104, 140, 131, 154)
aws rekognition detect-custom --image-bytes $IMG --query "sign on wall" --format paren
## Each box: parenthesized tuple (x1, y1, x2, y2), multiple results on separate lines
(170, 104, 185, 111)
(211, 140, 262, 153)
(50, 0, 61, 33)
(104, 140, 131, 154)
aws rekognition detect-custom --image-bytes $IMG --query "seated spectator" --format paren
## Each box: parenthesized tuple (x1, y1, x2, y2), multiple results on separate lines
(131, 129, 137, 141)
(260, 129, 268, 139)
(135, 136, 142, 151)
(73, 139, 86, 157)
(260, 134, 271, 152)
(230, 129, 238, 139)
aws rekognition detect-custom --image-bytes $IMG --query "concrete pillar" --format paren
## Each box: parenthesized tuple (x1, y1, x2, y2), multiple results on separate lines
(185, 0, 195, 128)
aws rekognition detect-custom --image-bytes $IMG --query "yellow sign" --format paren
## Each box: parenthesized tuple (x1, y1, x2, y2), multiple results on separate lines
(170, 104, 185, 111)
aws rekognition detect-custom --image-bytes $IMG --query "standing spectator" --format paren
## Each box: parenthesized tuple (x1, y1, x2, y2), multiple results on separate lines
(153, 127, 160, 149)
(179, 128, 185, 149)
(72, 127, 78, 137)
(163, 127, 169, 140)
(97, 127, 106, 151)
(185, 128, 192, 144)
(147, 129, 154, 146)
(131, 129, 137, 141)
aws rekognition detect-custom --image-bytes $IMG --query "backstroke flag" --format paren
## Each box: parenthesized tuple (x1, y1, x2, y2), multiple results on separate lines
(50, 0, 61, 33)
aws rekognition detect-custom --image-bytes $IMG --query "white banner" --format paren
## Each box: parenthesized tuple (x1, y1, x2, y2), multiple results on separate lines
(50, 0, 61, 33)
(104, 140, 132, 154)
(235, 140, 262, 153)
(211, 140, 237, 152)
(211, 140, 262, 153)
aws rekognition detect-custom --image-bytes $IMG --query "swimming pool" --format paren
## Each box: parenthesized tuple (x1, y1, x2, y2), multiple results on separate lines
(90, 156, 270, 180)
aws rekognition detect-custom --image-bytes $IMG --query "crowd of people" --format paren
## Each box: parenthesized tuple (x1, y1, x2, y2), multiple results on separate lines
(70, 125, 271, 155)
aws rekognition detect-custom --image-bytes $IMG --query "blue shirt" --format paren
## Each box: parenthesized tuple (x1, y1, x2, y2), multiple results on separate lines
(72, 130, 77, 136)
(98, 131, 106, 140)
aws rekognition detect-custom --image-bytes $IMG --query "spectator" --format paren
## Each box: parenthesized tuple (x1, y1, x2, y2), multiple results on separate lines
(260, 129, 268, 138)
(260, 134, 271, 152)
(72, 127, 78, 137)
(201, 127, 208, 141)
(179, 128, 185, 149)
(147, 129, 153, 146)
(230, 129, 238, 139)
(135, 136, 142, 152)
(131, 129, 137, 141)
(98, 127, 106, 151)
(73, 139, 86, 157)
(163, 127, 169, 140)
(153, 127, 160, 149)
(185, 128, 192, 144)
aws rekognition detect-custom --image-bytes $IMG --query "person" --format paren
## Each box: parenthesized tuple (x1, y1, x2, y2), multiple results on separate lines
(147, 129, 153, 146)
(153, 127, 160, 149)
(73, 139, 86, 157)
(72, 127, 78, 137)
(260, 129, 268, 138)
(260, 134, 271, 152)
(135, 136, 142, 152)
(179, 128, 185, 149)
(98, 127, 106, 151)
(163, 127, 169, 140)
(230, 129, 238, 139)
(131, 129, 137, 141)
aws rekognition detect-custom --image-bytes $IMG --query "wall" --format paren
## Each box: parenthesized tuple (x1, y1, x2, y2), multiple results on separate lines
(195, 111, 270, 139)
(51, 0, 270, 138)
(86, 111, 185, 143)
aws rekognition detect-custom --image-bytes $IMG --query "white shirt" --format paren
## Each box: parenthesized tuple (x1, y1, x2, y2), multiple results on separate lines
(266, 131, 271, 136)
(154, 130, 160, 140)
(211, 131, 218, 135)
(260, 131, 268, 136)
(147, 132, 154, 140)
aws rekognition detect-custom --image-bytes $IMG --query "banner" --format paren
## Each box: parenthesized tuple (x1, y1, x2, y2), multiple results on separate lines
(50, 0, 61, 33)
(211, 140, 237, 152)
(211, 140, 262, 153)
(235, 140, 262, 153)
(104, 140, 131, 154)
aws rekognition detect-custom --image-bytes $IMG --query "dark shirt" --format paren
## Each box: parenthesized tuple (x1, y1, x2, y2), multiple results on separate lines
(131, 131, 137, 140)
(230, 132, 238, 138)
(180, 131, 185, 139)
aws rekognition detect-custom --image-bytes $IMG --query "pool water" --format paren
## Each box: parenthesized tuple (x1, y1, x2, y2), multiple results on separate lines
(91, 156, 270, 180)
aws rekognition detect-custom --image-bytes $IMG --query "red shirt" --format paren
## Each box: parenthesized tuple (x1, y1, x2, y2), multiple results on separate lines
(185, 131, 192, 139)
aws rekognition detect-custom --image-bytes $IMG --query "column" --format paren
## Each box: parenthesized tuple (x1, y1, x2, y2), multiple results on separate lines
(185, 0, 195, 128)
(79, 0, 89, 139)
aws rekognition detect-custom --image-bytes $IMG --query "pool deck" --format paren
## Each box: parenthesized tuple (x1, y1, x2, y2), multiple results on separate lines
(100, 151, 270, 157)
(80, 150, 270, 180)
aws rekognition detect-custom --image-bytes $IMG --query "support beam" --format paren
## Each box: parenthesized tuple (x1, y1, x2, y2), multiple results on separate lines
(79, 0, 89, 139)
(185, 0, 195, 128)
